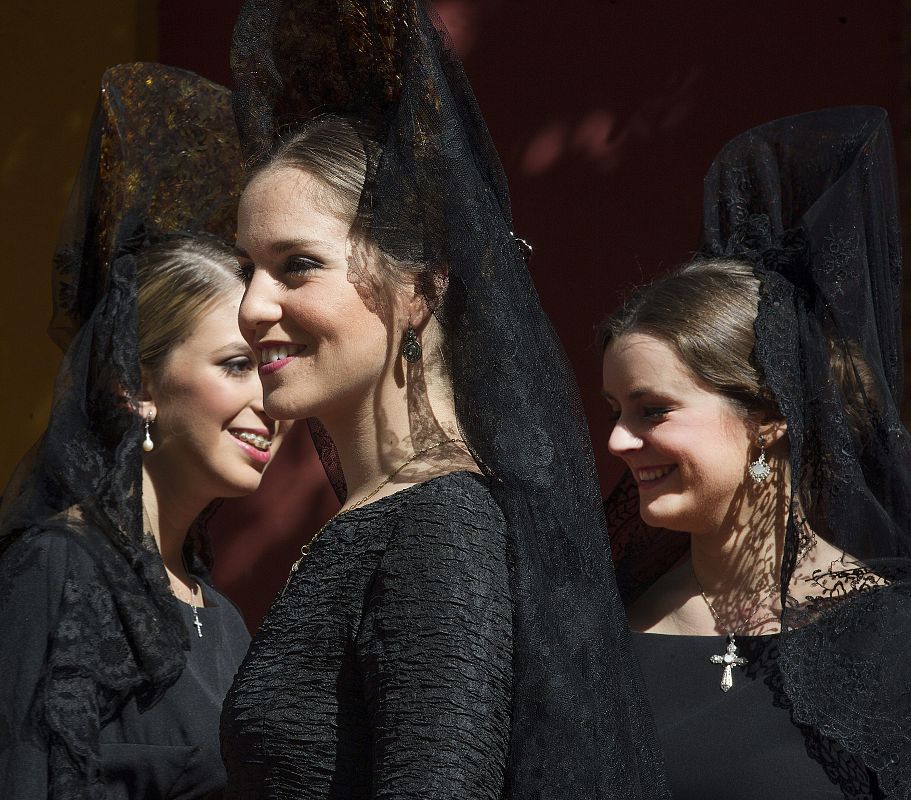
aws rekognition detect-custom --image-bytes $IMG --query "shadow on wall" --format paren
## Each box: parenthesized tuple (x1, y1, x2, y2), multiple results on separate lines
(0, 1, 157, 488)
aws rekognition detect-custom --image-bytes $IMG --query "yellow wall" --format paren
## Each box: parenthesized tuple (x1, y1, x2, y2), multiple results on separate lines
(0, 1, 156, 486)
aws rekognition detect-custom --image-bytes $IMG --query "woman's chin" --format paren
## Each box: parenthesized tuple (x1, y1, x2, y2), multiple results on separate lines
(264, 392, 310, 423)
(639, 499, 688, 531)
(214, 471, 264, 499)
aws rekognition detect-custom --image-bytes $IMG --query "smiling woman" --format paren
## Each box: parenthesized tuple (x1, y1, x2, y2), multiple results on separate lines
(138, 238, 277, 501)
(599, 108, 911, 799)
(236, 153, 405, 435)
(218, 1, 668, 797)
(0, 65, 276, 800)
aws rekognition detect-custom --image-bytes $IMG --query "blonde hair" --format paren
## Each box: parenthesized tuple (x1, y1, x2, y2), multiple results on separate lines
(136, 236, 239, 374)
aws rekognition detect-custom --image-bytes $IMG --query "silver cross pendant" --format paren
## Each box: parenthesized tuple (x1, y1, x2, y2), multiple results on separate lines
(710, 635, 748, 692)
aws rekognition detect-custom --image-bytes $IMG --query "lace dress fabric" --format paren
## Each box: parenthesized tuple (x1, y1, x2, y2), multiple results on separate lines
(0, 528, 251, 799)
(632, 633, 882, 800)
(220, 471, 512, 799)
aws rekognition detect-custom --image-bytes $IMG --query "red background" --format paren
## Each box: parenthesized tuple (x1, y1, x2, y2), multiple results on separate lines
(158, 0, 904, 629)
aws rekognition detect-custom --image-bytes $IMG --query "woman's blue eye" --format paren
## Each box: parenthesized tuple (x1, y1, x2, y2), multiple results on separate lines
(222, 357, 254, 376)
(285, 255, 322, 275)
(643, 407, 671, 419)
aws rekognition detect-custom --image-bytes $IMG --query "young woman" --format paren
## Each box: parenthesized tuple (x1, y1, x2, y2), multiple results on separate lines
(220, 1, 667, 797)
(0, 64, 277, 800)
(601, 108, 910, 798)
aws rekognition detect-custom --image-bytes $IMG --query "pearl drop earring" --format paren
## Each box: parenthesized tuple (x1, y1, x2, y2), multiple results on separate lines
(143, 411, 155, 453)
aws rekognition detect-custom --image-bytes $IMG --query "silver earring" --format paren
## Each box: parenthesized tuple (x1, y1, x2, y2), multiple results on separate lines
(142, 411, 155, 453)
(401, 326, 422, 363)
(748, 434, 771, 483)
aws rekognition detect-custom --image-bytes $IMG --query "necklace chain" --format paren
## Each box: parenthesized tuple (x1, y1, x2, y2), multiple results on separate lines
(694, 513, 815, 691)
(695, 508, 815, 637)
(142, 505, 204, 639)
(282, 438, 466, 594)
(188, 575, 203, 638)
(695, 578, 777, 637)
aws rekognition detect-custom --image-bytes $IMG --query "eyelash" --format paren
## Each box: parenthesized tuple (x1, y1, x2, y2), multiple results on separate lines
(605, 406, 671, 423)
(284, 255, 323, 276)
(235, 262, 253, 285)
(234, 255, 323, 285)
(221, 357, 254, 377)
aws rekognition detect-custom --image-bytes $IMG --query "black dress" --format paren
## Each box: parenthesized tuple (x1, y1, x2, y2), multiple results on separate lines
(631, 632, 881, 799)
(221, 471, 513, 799)
(0, 528, 251, 799)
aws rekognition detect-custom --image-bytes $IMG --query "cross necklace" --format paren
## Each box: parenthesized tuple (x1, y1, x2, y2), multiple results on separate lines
(188, 576, 203, 638)
(695, 577, 777, 692)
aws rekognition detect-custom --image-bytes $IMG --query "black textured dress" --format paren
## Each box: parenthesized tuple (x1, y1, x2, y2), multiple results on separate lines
(631, 632, 882, 799)
(0, 529, 251, 799)
(221, 471, 513, 799)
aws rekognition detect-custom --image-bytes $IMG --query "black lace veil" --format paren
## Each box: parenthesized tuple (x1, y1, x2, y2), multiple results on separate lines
(701, 107, 911, 796)
(607, 107, 911, 795)
(231, 1, 668, 796)
(0, 63, 243, 798)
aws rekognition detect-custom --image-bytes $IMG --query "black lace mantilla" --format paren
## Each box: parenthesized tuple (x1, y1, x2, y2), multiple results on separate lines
(702, 107, 911, 797)
(0, 63, 243, 799)
(230, 1, 668, 796)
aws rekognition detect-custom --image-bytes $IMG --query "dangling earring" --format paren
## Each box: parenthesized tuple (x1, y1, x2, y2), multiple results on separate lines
(401, 326, 422, 363)
(142, 411, 155, 453)
(747, 434, 771, 483)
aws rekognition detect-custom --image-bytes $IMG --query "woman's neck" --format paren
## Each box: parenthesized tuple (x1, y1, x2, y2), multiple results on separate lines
(141, 466, 209, 582)
(685, 479, 791, 632)
(320, 361, 467, 509)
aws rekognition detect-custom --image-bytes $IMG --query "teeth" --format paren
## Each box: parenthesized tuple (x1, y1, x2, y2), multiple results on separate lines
(259, 344, 304, 365)
(638, 466, 674, 482)
(233, 431, 273, 451)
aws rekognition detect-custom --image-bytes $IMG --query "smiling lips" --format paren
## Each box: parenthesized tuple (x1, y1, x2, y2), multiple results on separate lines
(258, 343, 306, 375)
(636, 464, 677, 485)
(229, 429, 274, 464)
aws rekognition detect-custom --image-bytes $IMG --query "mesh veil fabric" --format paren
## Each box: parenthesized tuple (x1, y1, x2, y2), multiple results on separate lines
(702, 107, 911, 797)
(231, 1, 668, 796)
(0, 63, 243, 799)
(608, 107, 911, 796)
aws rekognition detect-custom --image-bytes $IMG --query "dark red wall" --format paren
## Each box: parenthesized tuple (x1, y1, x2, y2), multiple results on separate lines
(158, 0, 903, 629)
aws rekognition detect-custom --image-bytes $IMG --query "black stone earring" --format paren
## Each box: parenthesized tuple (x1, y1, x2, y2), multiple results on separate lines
(401, 326, 422, 362)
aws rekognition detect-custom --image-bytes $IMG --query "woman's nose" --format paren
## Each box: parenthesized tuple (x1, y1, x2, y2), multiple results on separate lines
(238, 269, 281, 339)
(607, 419, 643, 456)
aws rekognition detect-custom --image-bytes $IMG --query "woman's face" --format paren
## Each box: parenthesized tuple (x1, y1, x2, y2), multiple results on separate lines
(146, 288, 276, 499)
(235, 165, 401, 423)
(601, 332, 755, 534)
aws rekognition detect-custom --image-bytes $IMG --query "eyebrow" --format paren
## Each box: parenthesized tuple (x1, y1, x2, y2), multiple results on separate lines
(234, 238, 329, 262)
(270, 237, 328, 255)
(600, 387, 661, 401)
(211, 342, 252, 357)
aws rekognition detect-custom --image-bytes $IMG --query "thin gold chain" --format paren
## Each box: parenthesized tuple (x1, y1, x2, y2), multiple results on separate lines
(282, 437, 466, 593)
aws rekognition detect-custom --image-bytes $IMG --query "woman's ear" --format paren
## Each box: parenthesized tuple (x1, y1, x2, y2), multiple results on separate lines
(137, 369, 158, 423)
(758, 416, 788, 447)
(407, 267, 448, 331)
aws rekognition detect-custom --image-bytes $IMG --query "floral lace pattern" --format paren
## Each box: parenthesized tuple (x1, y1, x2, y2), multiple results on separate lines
(700, 107, 911, 797)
